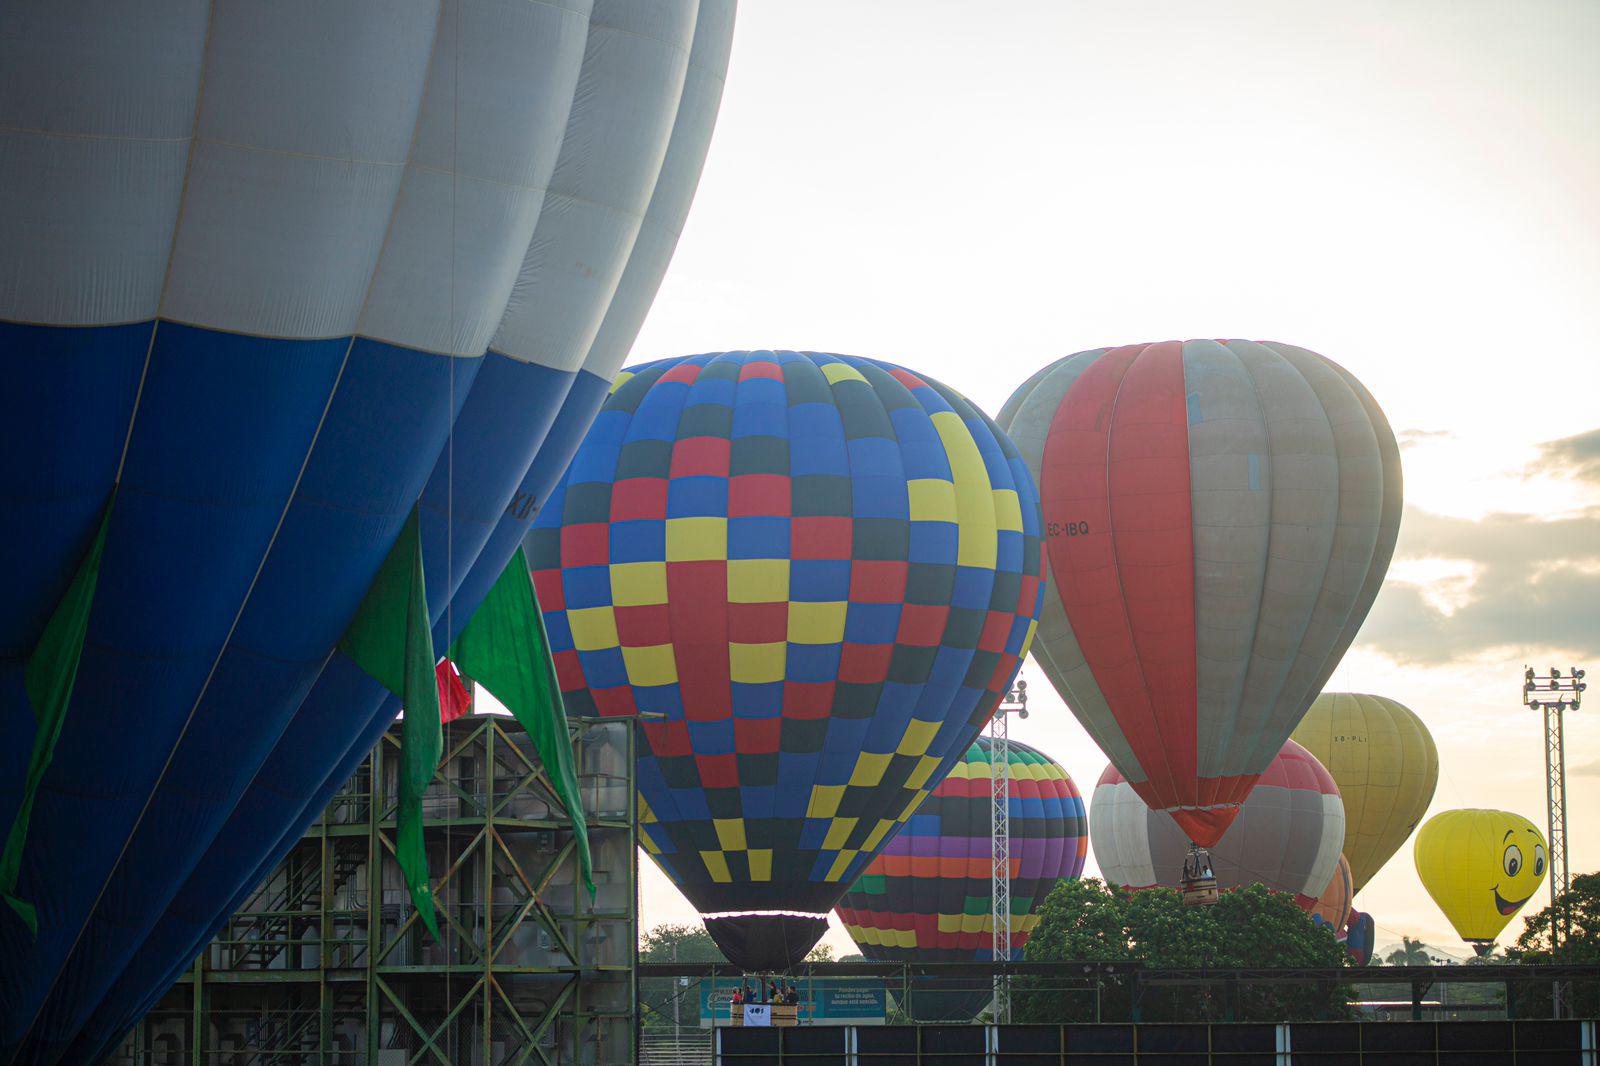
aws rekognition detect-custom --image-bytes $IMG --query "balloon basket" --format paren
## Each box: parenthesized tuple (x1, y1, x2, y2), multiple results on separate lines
(1181, 844, 1219, 907)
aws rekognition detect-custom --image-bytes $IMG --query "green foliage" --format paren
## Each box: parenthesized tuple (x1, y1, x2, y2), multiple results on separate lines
(1382, 936, 1436, 966)
(1013, 878, 1352, 1023)
(806, 942, 837, 962)
(638, 923, 727, 1029)
(639, 922, 728, 964)
(1505, 872, 1600, 1018)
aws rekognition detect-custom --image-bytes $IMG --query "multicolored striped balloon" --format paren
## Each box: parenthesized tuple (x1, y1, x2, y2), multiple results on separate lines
(836, 736, 1087, 961)
(1091, 739, 1345, 911)
(999, 341, 1401, 848)
(528, 351, 1044, 968)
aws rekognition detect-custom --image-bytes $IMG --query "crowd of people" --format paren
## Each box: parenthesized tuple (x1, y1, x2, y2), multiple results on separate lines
(731, 979, 800, 1007)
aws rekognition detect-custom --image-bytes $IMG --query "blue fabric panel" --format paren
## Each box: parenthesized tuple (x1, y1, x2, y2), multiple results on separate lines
(0, 322, 348, 1057)
(24, 339, 474, 1055)
(67, 362, 605, 1056)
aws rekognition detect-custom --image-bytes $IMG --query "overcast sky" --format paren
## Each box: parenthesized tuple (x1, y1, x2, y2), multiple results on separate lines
(623, 0, 1600, 958)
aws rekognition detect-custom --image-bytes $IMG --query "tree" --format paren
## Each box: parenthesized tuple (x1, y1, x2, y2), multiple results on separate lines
(1013, 878, 1352, 1023)
(1505, 872, 1600, 1018)
(1383, 937, 1434, 966)
(805, 943, 837, 963)
(638, 923, 728, 1030)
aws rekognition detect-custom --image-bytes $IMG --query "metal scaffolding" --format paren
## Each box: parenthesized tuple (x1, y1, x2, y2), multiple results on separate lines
(1522, 664, 1585, 1019)
(112, 711, 638, 1066)
(988, 679, 1027, 1025)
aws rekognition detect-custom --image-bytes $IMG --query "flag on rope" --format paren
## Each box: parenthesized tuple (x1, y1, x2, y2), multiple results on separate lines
(451, 547, 593, 897)
(338, 506, 441, 939)
(436, 659, 472, 724)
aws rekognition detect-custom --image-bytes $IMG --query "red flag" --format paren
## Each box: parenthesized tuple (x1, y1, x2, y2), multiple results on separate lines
(436, 659, 472, 723)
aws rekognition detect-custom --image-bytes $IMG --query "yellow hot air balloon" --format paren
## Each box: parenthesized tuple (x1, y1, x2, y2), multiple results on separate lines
(1292, 693, 1438, 893)
(1414, 809, 1547, 955)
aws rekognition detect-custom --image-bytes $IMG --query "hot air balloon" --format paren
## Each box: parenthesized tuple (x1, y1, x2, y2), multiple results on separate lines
(835, 736, 1086, 1020)
(528, 351, 1046, 970)
(1415, 809, 1547, 955)
(1, 3, 735, 1059)
(1308, 854, 1355, 930)
(998, 340, 1401, 886)
(1091, 740, 1344, 910)
(1291, 692, 1438, 894)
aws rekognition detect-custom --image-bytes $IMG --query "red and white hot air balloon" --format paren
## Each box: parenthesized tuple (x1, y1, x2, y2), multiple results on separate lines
(999, 341, 1401, 850)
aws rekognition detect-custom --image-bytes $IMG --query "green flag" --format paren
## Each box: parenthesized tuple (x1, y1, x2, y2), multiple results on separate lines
(1, 496, 113, 935)
(339, 507, 441, 939)
(451, 547, 593, 897)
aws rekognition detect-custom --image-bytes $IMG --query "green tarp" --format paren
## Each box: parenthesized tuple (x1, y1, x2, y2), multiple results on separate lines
(452, 547, 593, 897)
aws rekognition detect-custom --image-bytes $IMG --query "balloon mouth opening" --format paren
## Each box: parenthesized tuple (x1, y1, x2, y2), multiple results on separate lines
(703, 909, 829, 920)
(1492, 887, 1530, 916)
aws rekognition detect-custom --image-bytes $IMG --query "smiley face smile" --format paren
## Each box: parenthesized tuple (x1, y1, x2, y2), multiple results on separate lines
(1493, 886, 1532, 916)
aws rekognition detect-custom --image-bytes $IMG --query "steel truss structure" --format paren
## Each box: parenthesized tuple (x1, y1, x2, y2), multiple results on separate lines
(113, 712, 638, 1066)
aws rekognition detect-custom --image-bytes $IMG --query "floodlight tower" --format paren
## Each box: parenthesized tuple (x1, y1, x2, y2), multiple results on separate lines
(990, 679, 1028, 1023)
(1522, 664, 1585, 1015)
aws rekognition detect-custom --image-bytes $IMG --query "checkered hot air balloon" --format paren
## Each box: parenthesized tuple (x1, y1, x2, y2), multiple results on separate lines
(527, 351, 1045, 970)
(998, 341, 1402, 850)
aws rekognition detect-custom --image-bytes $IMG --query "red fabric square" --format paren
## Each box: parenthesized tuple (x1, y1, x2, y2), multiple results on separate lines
(739, 360, 783, 381)
(670, 436, 731, 478)
(614, 603, 673, 647)
(610, 477, 668, 521)
(896, 603, 948, 646)
(978, 609, 1012, 652)
(734, 716, 782, 755)
(532, 569, 565, 611)
(1016, 573, 1042, 613)
(659, 362, 702, 385)
(644, 719, 692, 758)
(838, 642, 893, 684)
(591, 686, 638, 717)
(728, 474, 791, 517)
(696, 753, 740, 789)
(728, 601, 788, 643)
(552, 649, 583, 689)
(889, 368, 927, 390)
(790, 516, 851, 560)
(849, 560, 907, 603)
(782, 681, 835, 719)
(560, 523, 609, 568)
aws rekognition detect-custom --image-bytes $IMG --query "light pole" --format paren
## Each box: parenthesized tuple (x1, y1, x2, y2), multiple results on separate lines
(990, 679, 1028, 1023)
(1522, 664, 1585, 1017)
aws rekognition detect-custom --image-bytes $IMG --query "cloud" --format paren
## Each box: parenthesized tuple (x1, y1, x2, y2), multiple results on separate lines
(1524, 427, 1600, 485)
(1353, 506, 1600, 666)
(1396, 428, 1453, 451)
(1571, 759, 1600, 779)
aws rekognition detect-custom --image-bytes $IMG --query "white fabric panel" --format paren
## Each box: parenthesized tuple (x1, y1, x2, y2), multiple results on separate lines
(582, 0, 736, 381)
(1309, 792, 1347, 897)
(1215, 341, 1338, 779)
(0, 1, 207, 324)
(1090, 779, 1156, 888)
(361, 0, 593, 356)
(997, 349, 1143, 779)
(1182, 339, 1271, 781)
(491, 0, 699, 369)
(162, 0, 438, 338)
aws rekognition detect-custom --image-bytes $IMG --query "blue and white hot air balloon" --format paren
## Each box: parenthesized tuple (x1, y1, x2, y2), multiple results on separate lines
(0, 2, 734, 1060)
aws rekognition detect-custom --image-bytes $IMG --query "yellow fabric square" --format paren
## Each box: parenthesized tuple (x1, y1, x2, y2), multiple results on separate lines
(729, 641, 785, 684)
(567, 606, 618, 651)
(895, 718, 940, 758)
(700, 850, 732, 884)
(727, 558, 788, 603)
(787, 600, 846, 644)
(821, 361, 868, 385)
(907, 478, 957, 523)
(824, 850, 858, 882)
(931, 410, 998, 569)
(806, 785, 845, 820)
(848, 752, 892, 788)
(891, 928, 916, 950)
(610, 561, 668, 606)
(748, 849, 773, 881)
(666, 517, 727, 562)
(937, 913, 962, 934)
(621, 644, 677, 686)
(898, 788, 931, 821)
(907, 753, 944, 789)
(991, 487, 1023, 533)
(713, 818, 747, 852)
(822, 818, 857, 851)
(862, 818, 896, 851)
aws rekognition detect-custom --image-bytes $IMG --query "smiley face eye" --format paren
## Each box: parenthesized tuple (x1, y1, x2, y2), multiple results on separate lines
(1503, 844, 1523, 877)
(1534, 844, 1546, 878)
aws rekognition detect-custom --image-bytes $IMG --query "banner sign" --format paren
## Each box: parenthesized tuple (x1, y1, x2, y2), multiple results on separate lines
(700, 978, 887, 1027)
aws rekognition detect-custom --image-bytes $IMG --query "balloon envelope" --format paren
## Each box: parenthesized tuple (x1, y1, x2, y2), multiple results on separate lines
(1091, 739, 1344, 909)
(0, 2, 733, 1057)
(1292, 692, 1438, 893)
(529, 351, 1044, 970)
(1309, 853, 1355, 930)
(1414, 808, 1546, 952)
(998, 340, 1401, 846)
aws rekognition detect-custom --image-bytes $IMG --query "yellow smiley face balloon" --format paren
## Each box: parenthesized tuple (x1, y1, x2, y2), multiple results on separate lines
(1414, 809, 1547, 954)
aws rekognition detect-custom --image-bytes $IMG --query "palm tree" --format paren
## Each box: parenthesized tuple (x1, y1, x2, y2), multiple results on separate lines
(1384, 936, 1433, 966)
